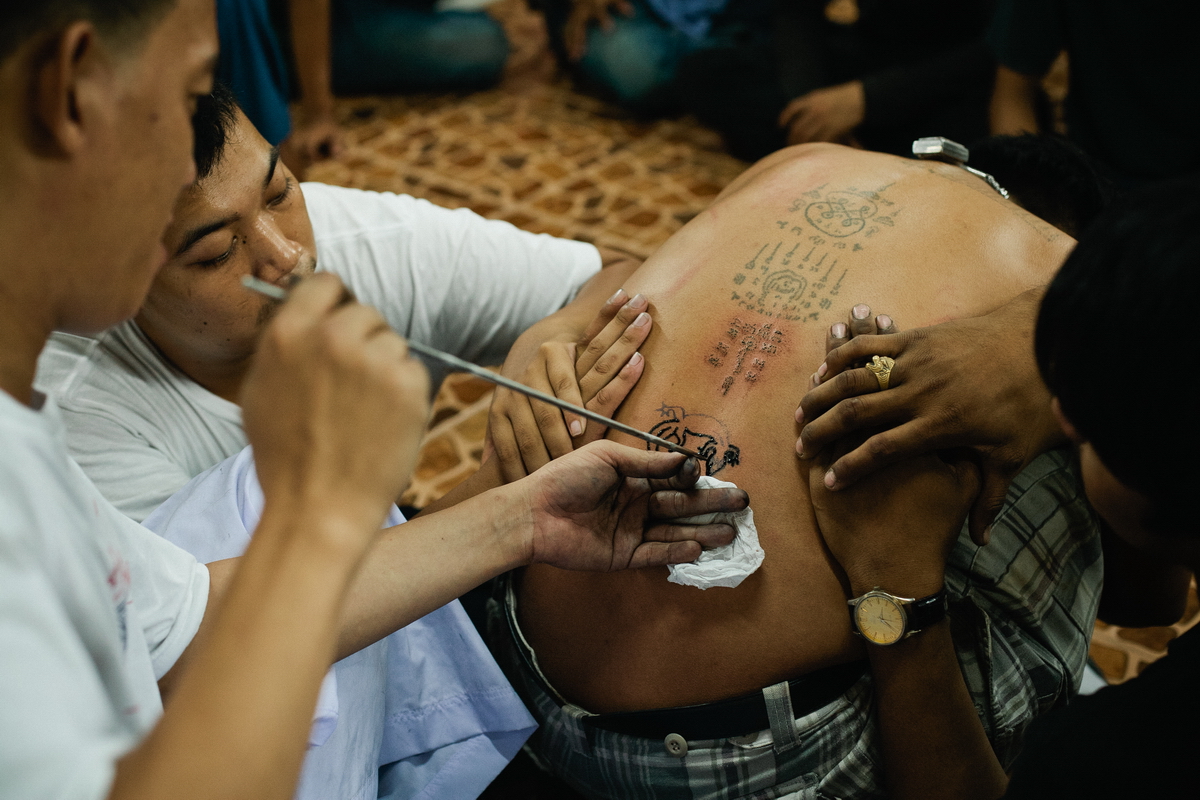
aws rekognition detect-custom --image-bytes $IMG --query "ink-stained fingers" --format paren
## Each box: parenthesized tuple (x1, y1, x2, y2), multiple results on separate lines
(578, 352, 644, 445)
(627, 540, 702, 569)
(644, 522, 737, 550)
(648, 483, 749, 519)
(576, 293, 649, 377)
(578, 311, 651, 401)
(578, 288, 628, 346)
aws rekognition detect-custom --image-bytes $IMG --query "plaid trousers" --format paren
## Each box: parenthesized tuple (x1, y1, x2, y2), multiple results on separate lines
(489, 449, 1103, 799)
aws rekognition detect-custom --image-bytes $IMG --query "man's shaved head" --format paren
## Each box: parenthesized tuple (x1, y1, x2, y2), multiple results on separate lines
(0, 1, 178, 62)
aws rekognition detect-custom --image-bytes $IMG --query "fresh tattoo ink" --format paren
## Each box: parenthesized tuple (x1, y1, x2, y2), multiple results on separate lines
(648, 404, 741, 476)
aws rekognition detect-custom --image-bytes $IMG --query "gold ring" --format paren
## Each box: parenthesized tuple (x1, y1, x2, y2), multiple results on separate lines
(865, 355, 895, 390)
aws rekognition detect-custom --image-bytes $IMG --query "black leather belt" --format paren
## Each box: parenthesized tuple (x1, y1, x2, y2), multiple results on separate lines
(584, 659, 868, 741)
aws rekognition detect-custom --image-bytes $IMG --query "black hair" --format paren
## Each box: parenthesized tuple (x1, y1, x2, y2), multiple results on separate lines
(1035, 181, 1198, 537)
(969, 134, 1114, 237)
(1, 1, 177, 63)
(192, 81, 240, 182)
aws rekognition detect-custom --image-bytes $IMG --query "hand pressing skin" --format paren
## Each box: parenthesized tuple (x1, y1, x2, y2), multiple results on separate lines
(795, 291, 1063, 544)
(778, 81, 866, 146)
(489, 289, 651, 481)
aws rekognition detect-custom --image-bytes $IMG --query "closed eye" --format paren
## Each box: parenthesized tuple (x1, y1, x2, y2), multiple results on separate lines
(195, 236, 237, 269)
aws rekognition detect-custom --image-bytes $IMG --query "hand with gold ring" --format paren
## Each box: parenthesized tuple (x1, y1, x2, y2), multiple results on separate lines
(795, 291, 1065, 547)
(865, 355, 895, 390)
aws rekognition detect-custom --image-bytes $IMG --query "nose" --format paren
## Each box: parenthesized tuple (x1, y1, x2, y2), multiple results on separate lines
(251, 217, 303, 284)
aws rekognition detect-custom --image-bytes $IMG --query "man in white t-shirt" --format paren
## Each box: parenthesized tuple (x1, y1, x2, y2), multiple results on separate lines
(0, 3, 747, 799)
(36, 82, 652, 522)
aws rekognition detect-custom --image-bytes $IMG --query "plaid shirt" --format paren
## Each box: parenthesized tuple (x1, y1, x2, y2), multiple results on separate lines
(491, 448, 1103, 799)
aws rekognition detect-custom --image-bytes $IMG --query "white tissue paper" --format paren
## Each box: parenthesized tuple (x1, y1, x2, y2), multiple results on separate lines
(667, 475, 764, 590)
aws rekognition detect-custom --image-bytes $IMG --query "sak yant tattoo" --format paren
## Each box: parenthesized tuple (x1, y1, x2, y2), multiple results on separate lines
(731, 182, 898, 322)
(706, 317, 785, 395)
(648, 404, 741, 477)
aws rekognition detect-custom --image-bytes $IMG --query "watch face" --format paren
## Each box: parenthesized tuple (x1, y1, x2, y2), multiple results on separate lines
(855, 594, 906, 645)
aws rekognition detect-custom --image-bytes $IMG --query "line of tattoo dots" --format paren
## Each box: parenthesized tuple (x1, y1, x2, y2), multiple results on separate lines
(709, 183, 899, 395)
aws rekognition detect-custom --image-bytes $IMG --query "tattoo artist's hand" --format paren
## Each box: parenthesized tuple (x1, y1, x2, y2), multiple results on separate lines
(242, 273, 430, 545)
(522, 441, 748, 571)
(489, 291, 650, 482)
(778, 80, 865, 146)
(795, 291, 1062, 544)
(809, 433, 979, 596)
(563, 0, 635, 60)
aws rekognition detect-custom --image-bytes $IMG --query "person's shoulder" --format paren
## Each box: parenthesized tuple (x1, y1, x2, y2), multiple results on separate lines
(35, 323, 171, 410)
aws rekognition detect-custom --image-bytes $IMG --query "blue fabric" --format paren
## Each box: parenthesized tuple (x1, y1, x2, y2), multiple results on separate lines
(541, 0, 760, 112)
(216, 0, 292, 145)
(143, 447, 537, 800)
(643, 0, 729, 40)
(331, 0, 508, 95)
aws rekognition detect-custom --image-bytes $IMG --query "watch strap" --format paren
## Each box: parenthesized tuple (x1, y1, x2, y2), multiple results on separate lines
(903, 588, 948, 634)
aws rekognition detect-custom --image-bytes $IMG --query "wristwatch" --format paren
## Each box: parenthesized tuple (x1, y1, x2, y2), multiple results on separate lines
(848, 587, 948, 645)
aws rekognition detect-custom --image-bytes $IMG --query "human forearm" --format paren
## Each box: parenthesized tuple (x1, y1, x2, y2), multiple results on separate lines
(865, 621, 1008, 800)
(989, 65, 1042, 136)
(113, 510, 366, 800)
(289, 0, 334, 118)
(334, 483, 530, 657)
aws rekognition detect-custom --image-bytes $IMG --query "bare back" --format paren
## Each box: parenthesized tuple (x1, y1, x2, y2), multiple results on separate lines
(520, 144, 1074, 712)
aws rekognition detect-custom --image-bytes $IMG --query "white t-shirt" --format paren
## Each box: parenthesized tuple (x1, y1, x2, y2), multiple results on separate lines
(34, 183, 601, 521)
(0, 390, 209, 800)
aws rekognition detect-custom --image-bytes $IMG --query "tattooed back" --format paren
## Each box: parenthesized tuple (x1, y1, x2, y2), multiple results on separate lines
(520, 143, 1074, 712)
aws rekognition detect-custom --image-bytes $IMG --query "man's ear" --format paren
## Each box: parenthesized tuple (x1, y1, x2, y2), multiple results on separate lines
(30, 21, 113, 157)
(1050, 397, 1084, 444)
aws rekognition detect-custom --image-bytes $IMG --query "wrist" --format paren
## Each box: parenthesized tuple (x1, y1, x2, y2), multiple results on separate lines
(844, 558, 946, 599)
(475, 481, 538, 570)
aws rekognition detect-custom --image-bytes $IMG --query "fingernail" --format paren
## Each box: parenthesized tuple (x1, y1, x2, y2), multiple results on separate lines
(795, 438, 805, 457)
(811, 372, 820, 387)
(817, 362, 827, 378)
(824, 469, 837, 489)
(876, 314, 892, 330)
(570, 420, 583, 437)
(982, 525, 992, 546)
(633, 311, 650, 328)
(852, 304, 870, 320)
(628, 293, 648, 310)
(607, 288, 627, 305)
(795, 406, 804, 424)
(831, 322, 847, 338)
(629, 351, 643, 366)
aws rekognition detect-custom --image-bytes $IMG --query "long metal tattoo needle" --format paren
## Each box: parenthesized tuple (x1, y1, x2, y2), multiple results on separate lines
(242, 275, 702, 460)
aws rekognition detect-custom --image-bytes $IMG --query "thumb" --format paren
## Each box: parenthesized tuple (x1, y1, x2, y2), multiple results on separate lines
(968, 467, 1011, 546)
